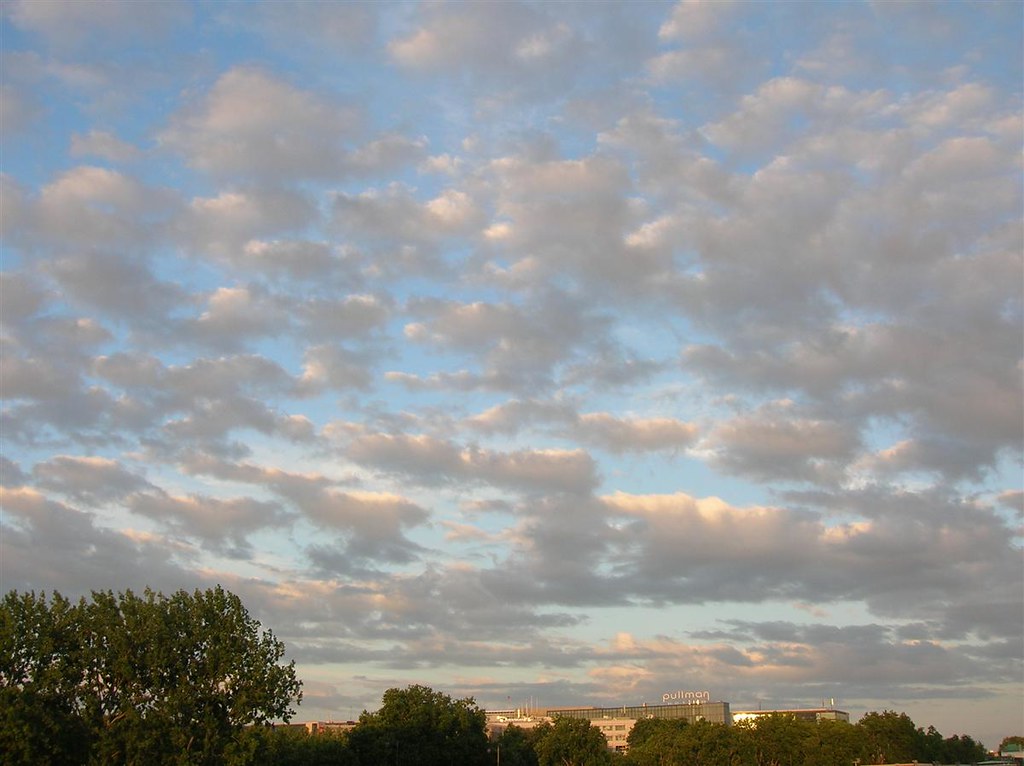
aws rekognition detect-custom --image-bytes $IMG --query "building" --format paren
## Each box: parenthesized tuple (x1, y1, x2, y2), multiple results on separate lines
(547, 701, 732, 726)
(280, 720, 358, 735)
(588, 718, 634, 752)
(1000, 742, 1024, 761)
(485, 700, 732, 753)
(484, 710, 549, 741)
(732, 707, 850, 724)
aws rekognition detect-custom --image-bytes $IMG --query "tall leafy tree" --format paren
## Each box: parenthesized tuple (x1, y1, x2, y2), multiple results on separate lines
(0, 591, 89, 764)
(533, 717, 612, 766)
(677, 719, 746, 766)
(855, 710, 922, 764)
(492, 724, 540, 766)
(230, 725, 356, 766)
(347, 684, 489, 766)
(0, 587, 302, 766)
(740, 713, 812, 766)
(625, 718, 690, 766)
(800, 718, 860, 766)
(940, 733, 987, 763)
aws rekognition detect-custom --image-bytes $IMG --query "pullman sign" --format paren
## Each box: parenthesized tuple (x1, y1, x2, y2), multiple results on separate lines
(662, 689, 711, 703)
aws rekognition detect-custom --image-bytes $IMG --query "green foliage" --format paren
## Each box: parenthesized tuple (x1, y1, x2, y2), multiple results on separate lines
(347, 683, 489, 766)
(625, 718, 693, 766)
(1001, 735, 1024, 750)
(533, 717, 612, 766)
(230, 725, 356, 766)
(742, 713, 812, 766)
(800, 718, 859, 766)
(493, 724, 540, 766)
(622, 710, 987, 766)
(0, 587, 301, 766)
(939, 732, 987, 763)
(626, 717, 687, 752)
(0, 591, 89, 764)
(855, 710, 920, 764)
(680, 718, 747, 766)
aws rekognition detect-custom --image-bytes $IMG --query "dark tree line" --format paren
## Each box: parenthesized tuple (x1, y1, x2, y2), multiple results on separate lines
(623, 712, 990, 766)
(0, 588, 1002, 765)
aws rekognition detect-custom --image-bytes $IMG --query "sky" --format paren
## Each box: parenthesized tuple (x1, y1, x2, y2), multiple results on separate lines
(1, 0, 1022, 748)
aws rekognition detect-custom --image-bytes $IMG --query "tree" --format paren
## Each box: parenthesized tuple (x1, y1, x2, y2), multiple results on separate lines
(679, 719, 746, 766)
(800, 719, 860, 766)
(855, 710, 922, 764)
(230, 725, 356, 766)
(492, 724, 540, 766)
(0, 587, 302, 765)
(735, 714, 812, 766)
(625, 718, 690, 766)
(940, 733, 987, 763)
(347, 684, 489, 766)
(0, 591, 89, 765)
(533, 717, 612, 766)
(1001, 735, 1024, 749)
(917, 724, 945, 763)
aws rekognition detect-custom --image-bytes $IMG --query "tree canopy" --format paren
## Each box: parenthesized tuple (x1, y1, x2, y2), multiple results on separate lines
(0, 587, 301, 765)
(532, 717, 613, 766)
(346, 683, 489, 766)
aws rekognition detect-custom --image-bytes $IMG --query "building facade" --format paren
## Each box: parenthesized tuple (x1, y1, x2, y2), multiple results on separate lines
(547, 701, 732, 726)
(485, 700, 732, 753)
(732, 707, 850, 724)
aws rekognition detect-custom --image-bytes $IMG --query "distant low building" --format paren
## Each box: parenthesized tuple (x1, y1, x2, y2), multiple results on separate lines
(484, 710, 549, 740)
(732, 707, 850, 724)
(281, 720, 358, 735)
(485, 700, 732, 752)
(1000, 741, 1024, 761)
(547, 701, 732, 726)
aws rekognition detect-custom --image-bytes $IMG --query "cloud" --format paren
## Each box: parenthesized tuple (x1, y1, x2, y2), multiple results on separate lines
(159, 66, 425, 186)
(387, 1, 654, 108)
(127, 490, 287, 557)
(705, 403, 861, 484)
(14, 165, 178, 252)
(233, 239, 360, 285)
(0, 486, 204, 595)
(340, 429, 599, 495)
(401, 291, 607, 393)
(4, 0, 190, 50)
(389, 3, 571, 75)
(649, 0, 768, 92)
(160, 67, 362, 182)
(184, 285, 289, 350)
(465, 399, 578, 435)
(0, 83, 43, 137)
(181, 187, 319, 258)
(297, 344, 374, 393)
(331, 183, 482, 255)
(465, 401, 699, 454)
(176, 456, 429, 570)
(658, 0, 735, 42)
(42, 251, 184, 325)
(575, 413, 698, 454)
(32, 455, 154, 505)
(232, 2, 377, 56)
(69, 130, 143, 163)
(589, 489, 1021, 637)
(296, 293, 392, 342)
